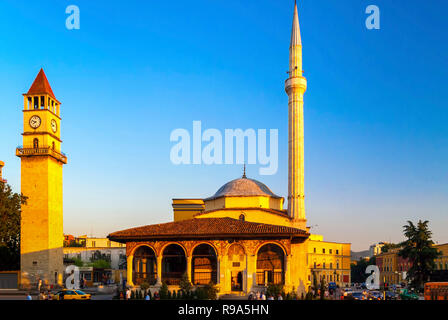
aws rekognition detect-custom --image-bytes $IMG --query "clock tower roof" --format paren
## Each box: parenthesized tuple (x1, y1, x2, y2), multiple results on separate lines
(26, 68, 57, 101)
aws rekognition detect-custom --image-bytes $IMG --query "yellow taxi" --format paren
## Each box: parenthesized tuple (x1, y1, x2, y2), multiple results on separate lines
(54, 289, 91, 300)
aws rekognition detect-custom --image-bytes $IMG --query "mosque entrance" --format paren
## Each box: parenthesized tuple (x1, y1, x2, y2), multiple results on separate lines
(231, 271, 243, 291)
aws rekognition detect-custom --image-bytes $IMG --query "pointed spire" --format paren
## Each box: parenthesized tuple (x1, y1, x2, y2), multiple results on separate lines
(27, 68, 57, 100)
(290, 0, 301, 47)
(242, 164, 247, 178)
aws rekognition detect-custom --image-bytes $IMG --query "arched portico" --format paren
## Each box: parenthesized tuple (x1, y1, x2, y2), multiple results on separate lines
(132, 245, 157, 285)
(191, 243, 217, 285)
(256, 243, 285, 285)
(162, 243, 187, 285)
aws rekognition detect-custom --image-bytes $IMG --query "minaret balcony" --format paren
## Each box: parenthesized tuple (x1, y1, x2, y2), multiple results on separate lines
(16, 146, 68, 164)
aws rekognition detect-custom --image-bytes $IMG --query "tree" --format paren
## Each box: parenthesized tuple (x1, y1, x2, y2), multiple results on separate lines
(350, 256, 376, 284)
(398, 220, 441, 291)
(179, 272, 192, 293)
(381, 243, 400, 253)
(0, 182, 27, 271)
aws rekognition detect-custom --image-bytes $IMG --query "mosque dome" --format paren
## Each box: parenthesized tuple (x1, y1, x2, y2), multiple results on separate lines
(205, 176, 281, 201)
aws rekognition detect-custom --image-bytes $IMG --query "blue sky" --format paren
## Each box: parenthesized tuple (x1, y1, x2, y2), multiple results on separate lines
(0, 0, 446, 250)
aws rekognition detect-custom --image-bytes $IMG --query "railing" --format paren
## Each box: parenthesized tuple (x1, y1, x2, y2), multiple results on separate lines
(162, 272, 184, 285)
(16, 146, 67, 164)
(256, 271, 284, 286)
(133, 272, 157, 286)
(192, 271, 217, 285)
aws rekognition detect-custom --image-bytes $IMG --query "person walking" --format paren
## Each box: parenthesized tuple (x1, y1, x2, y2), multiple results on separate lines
(26, 293, 32, 300)
(145, 292, 150, 300)
(126, 288, 131, 300)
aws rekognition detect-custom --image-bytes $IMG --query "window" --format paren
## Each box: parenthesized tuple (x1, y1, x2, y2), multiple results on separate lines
(313, 248, 316, 253)
(33, 138, 39, 149)
(322, 249, 325, 254)
(323, 262, 326, 269)
(330, 249, 332, 254)
(239, 214, 245, 221)
(314, 262, 316, 269)
(336, 250, 339, 255)
(330, 263, 333, 269)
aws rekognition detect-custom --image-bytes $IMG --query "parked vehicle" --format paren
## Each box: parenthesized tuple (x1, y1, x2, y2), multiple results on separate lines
(399, 288, 419, 300)
(385, 291, 398, 300)
(53, 289, 91, 300)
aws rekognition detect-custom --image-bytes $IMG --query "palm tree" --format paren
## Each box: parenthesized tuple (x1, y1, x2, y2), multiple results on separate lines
(398, 220, 441, 291)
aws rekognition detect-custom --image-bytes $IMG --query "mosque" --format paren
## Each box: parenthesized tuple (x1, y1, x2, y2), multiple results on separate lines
(108, 3, 351, 296)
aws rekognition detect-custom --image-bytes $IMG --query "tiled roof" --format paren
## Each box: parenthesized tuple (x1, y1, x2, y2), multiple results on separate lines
(194, 207, 290, 219)
(108, 218, 308, 241)
(27, 68, 57, 100)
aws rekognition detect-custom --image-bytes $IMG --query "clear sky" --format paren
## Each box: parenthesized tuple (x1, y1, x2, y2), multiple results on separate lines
(0, 0, 446, 251)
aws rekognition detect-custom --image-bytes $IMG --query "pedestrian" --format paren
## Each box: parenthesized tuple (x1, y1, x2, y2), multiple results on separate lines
(145, 292, 150, 300)
(37, 278, 42, 292)
(256, 291, 260, 300)
(261, 292, 266, 300)
(26, 293, 32, 300)
(277, 293, 283, 300)
(154, 291, 160, 300)
(267, 295, 274, 300)
(47, 291, 52, 300)
(126, 288, 131, 300)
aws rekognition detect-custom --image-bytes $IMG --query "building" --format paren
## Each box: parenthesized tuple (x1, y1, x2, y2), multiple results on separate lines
(63, 235, 127, 270)
(16, 69, 67, 287)
(308, 235, 351, 286)
(369, 242, 387, 257)
(0, 161, 6, 183)
(376, 243, 448, 286)
(108, 3, 350, 296)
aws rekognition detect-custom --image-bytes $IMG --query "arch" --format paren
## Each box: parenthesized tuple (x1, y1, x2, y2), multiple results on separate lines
(132, 245, 157, 285)
(256, 243, 285, 286)
(254, 241, 287, 257)
(162, 243, 187, 285)
(33, 138, 39, 149)
(191, 243, 217, 285)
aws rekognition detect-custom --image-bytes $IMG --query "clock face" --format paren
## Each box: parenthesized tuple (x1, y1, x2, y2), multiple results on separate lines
(51, 119, 57, 133)
(29, 115, 41, 129)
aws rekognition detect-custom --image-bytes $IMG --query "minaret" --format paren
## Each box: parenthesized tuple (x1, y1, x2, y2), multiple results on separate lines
(285, 1, 307, 229)
(0, 161, 5, 183)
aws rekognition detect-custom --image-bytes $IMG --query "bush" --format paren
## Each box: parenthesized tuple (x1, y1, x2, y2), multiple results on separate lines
(130, 290, 135, 300)
(179, 273, 192, 293)
(204, 282, 218, 300)
(195, 287, 208, 300)
(159, 281, 169, 299)
(140, 282, 150, 291)
(266, 283, 284, 298)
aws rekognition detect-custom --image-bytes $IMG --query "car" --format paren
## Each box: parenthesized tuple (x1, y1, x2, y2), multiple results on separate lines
(385, 291, 398, 300)
(54, 289, 91, 300)
(368, 291, 383, 300)
(399, 289, 419, 300)
(350, 292, 366, 300)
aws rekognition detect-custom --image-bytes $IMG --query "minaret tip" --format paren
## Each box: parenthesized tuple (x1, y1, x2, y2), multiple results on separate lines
(290, 0, 301, 47)
(242, 164, 247, 179)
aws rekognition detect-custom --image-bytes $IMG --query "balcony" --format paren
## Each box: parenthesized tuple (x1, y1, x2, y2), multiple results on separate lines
(16, 146, 68, 164)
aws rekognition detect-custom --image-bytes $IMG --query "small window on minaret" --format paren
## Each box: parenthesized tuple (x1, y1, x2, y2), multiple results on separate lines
(52, 142, 55, 150)
(33, 138, 39, 149)
(34, 97, 39, 109)
(239, 214, 245, 221)
(40, 96, 45, 109)
(27, 97, 32, 109)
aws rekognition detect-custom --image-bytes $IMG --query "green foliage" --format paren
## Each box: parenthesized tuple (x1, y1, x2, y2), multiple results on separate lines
(177, 290, 183, 299)
(140, 282, 150, 291)
(179, 272, 192, 293)
(172, 290, 177, 299)
(266, 283, 284, 297)
(350, 256, 376, 284)
(194, 287, 208, 300)
(312, 271, 319, 298)
(381, 243, 400, 253)
(92, 259, 111, 269)
(203, 282, 218, 300)
(0, 183, 27, 271)
(305, 291, 313, 300)
(159, 281, 169, 299)
(398, 220, 442, 291)
(130, 290, 135, 300)
(73, 257, 84, 267)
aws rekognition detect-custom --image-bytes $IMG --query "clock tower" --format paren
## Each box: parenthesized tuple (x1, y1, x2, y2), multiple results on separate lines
(17, 69, 67, 287)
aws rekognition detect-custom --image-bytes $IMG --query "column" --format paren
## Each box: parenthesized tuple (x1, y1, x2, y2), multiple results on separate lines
(127, 255, 134, 287)
(187, 256, 192, 283)
(285, 255, 291, 287)
(156, 256, 162, 285)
